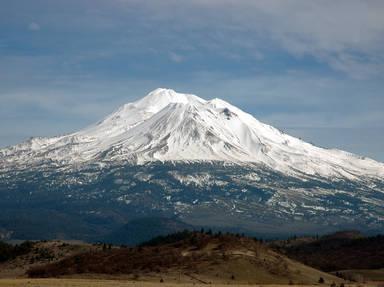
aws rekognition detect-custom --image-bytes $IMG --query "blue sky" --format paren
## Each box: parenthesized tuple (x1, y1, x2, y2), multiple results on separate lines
(1, 0, 384, 160)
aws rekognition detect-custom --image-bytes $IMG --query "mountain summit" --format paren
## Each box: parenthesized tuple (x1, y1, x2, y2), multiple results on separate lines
(1, 88, 383, 180)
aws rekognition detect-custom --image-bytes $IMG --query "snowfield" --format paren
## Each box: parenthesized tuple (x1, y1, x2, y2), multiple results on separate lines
(1, 88, 384, 181)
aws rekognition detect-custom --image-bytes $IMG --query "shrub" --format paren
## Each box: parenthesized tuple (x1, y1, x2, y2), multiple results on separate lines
(0, 240, 34, 262)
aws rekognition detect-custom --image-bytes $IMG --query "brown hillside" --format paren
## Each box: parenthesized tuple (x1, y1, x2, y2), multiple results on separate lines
(0, 240, 99, 278)
(28, 232, 340, 284)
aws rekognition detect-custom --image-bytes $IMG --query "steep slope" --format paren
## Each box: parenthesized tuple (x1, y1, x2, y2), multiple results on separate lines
(1, 88, 384, 181)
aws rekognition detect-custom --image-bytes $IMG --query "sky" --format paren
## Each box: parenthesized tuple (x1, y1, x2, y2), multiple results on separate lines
(0, 0, 384, 161)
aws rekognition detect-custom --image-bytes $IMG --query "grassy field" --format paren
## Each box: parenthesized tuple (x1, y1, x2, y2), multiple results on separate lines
(0, 279, 379, 287)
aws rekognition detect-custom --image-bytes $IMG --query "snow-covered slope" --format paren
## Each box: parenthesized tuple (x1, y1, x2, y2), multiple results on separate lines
(1, 88, 384, 180)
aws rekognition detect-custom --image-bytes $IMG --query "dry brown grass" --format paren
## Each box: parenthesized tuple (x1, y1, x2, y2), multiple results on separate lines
(0, 279, 379, 287)
(0, 240, 99, 278)
(25, 233, 340, 285)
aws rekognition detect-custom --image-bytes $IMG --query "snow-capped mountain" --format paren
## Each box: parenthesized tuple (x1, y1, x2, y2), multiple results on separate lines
(0, 88, 384, 241)
(1, 88, 383, 180)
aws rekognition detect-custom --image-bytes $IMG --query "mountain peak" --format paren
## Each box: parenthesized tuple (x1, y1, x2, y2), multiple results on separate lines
(147, 88, 179, 96)
(133, 88, 204, 114)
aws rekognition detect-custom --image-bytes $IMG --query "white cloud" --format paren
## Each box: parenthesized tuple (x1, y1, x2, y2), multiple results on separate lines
(169, 52, 184, 63)
(28, 22, 40, 31)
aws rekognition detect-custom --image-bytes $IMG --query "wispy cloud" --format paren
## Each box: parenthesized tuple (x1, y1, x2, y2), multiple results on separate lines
(120, 0, 384, 78)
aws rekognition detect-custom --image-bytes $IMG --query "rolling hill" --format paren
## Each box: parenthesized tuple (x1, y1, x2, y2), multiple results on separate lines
(27, 231, 340, 285)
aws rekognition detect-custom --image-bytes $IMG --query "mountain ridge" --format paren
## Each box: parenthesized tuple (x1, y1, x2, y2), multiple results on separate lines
(1, 88, 384, 181)
(1, 88, 384, 239)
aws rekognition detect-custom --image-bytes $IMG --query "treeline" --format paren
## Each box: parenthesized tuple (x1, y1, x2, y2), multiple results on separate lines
(139, 228, 262, 247)
(278, 234, 384, 271)
(139, 229, 193, 247)
(0, 240, 34, 262)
